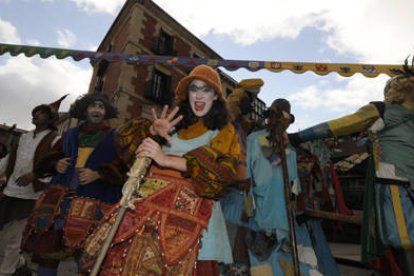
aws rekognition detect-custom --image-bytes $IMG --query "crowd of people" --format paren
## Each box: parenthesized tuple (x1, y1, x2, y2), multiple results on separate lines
(0, 61, 412, 275)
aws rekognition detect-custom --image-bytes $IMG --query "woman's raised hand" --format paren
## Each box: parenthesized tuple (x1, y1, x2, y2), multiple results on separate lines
(150, 105, 183, 140)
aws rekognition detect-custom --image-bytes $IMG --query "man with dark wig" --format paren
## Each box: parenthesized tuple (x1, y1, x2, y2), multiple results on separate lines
(22, 93, 127, 276)
(0, 98, 63, 275)
(289, 57, 414, 274)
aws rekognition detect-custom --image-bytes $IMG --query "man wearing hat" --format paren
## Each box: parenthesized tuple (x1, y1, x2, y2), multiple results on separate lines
(0, 97, 64, 275)
(22, 93, 127, 276)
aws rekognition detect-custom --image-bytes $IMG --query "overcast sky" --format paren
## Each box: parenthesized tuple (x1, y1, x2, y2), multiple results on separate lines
(0, 0, 413, 131)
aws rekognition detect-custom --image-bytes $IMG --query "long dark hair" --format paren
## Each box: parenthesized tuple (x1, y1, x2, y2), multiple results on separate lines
(175, 99, 229, 131)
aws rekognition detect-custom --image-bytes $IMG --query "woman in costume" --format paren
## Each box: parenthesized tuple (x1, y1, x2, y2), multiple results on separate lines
(83, 65, 242, 275)
(289, 57, 414, 274)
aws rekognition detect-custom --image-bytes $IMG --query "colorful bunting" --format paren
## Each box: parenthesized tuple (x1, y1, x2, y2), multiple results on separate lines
(0, 43, 404, 78)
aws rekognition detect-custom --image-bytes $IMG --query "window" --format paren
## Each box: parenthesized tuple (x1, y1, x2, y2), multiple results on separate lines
(250, 98, 266, 121)
(94, 60, 109, 93)
(152, 29, 175, 56)
(96, 60, 109, 77)
(145, 69, 172, 105)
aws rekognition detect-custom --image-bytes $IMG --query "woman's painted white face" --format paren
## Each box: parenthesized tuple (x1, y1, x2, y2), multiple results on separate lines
(188, 79, 217, 117)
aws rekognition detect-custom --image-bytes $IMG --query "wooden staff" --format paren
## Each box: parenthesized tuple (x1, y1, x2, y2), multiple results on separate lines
(90, 156, 152, 276)
(304, 208, 362, 225)
(279, 148, 300, 276)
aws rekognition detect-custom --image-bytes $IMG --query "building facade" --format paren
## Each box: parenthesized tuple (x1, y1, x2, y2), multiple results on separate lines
(87, 0, 266, 126)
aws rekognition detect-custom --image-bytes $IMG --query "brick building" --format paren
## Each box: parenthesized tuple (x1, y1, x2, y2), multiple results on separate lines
(87, 0, 266, 126)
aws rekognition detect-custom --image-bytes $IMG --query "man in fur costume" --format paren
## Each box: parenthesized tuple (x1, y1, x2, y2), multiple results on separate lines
(0, 97, 64, 275)
(289, 57, 414, 274)
(22, 93, 127, 276)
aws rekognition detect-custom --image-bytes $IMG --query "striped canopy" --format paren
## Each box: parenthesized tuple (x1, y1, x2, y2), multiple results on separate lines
(0, 43, 404, 78)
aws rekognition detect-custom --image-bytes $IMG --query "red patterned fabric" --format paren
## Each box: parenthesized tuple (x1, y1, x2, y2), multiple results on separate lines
(21, 186, 67, 262)
(22, 185, 116, 259)
(21, 185, 67, 251)
(82, 166, 213, 275)
(370, 249, 402, 276)
(64, 197, 114, 253)
(329, 162, 353, 215)
(195, 261, 220, 276)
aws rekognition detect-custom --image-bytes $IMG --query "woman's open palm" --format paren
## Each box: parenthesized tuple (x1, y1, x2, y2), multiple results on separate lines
(151, 105, 183, 140)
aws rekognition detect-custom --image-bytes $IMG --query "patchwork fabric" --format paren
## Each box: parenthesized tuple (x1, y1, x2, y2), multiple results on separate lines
(21, 185, 67, 256)
(82, 167, 213, 275)
(24, 185, 67, 235)
(64, 197, 114, 253)
(22, 185, 116, 258)
(115, 118, 152, 167)
(184, 146, 237, 199)
(138, 178, 169, 198)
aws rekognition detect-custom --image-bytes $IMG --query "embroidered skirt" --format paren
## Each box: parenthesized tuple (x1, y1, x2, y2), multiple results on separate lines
(82, 166, 213, 275)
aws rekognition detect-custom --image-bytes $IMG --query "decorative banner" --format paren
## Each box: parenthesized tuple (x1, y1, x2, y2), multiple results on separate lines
(0, 43, 404, 78)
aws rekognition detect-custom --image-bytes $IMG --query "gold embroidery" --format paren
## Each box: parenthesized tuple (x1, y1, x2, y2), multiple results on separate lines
(138, 178, 170, 198)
